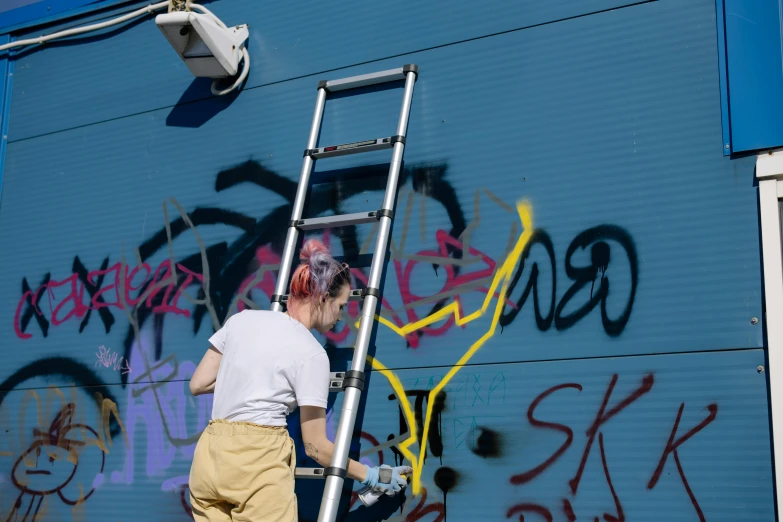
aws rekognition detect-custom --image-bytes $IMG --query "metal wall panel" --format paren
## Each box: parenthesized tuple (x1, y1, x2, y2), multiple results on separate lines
(0, 0, 102, 33)
(0, 0, 762, 373)
(8, 0, 650, 141)
(0, 0, 773, 519)
(718, 0, 783, 154)
(0, 350, 773, 520)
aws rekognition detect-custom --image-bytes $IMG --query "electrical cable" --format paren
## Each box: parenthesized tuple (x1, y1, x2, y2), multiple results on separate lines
(0, 0, 250, 96)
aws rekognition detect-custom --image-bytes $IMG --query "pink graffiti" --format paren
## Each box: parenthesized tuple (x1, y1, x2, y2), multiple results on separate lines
(239, 231, 514, 348)
(390, 229, 513, 347)
(95, 345, 132, 375)
(236, 246, 280, 313)
(15, 259, 204, 339)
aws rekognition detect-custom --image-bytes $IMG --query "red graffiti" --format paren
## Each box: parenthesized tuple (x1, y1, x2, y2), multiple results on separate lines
(510, 383, 582, 485)
(563, 499, 576, 522)
(569, 374, 653, 494)
(406, 488, 445, 522)
(348, 491, 360, 511)
(508, 375, 715, 522)
(506, 503, 552, 522)
(346, 483, 445, 521)
(598, 432, 624, 522)
(360, 431, 384, 466)
(647, 403, 718, 522)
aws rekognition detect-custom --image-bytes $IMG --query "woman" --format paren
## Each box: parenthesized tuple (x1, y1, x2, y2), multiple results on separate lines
(188, 239, 411, 521)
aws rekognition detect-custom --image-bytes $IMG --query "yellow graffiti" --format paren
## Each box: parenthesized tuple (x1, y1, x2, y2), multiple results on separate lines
(13, 387, 128, 463)
(90, 393, 130, 453)
(360, 200, 534, 495)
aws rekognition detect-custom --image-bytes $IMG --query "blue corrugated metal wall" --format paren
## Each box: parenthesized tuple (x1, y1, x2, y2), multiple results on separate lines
(0, 0, 774, 520)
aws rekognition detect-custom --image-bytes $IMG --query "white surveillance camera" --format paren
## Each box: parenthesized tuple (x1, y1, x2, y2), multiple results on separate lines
(156, 11, 248, 78)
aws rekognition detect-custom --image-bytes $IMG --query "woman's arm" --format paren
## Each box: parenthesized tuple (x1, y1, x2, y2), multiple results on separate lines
(299, 406, 368, 482)
(190, 346, 222, 396)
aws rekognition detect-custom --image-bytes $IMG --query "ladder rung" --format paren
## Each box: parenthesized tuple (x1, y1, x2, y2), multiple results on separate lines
(295, 467, 326, 479)
(277, 288, 365, 304)
(294, 211, 378, 231)
(306, 136, 404, 160)
(318, 64, 417, 93)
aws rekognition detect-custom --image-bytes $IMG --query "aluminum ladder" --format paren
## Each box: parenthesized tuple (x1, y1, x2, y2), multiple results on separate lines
(269, 63, 418, 522)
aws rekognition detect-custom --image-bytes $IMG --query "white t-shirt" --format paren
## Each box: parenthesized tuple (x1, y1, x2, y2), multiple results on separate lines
(208, 309, 330, 426)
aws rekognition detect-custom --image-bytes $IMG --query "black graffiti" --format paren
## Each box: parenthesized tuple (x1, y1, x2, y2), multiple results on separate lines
(73, 256, 116, 334)
(500, 230, 557, 331)
(13, 160, 469, 387)
(388, 389, 447, 464)
(556, 226, 638, 336)
(14, 156, 638, 386)
(472, 427, 502, 458)
(434, 466, 458, 519)
(19, 273, 51, 338)
(0, 357, 123, 438)
(120, 161, 469, 385)
(500, 226, 638, 336)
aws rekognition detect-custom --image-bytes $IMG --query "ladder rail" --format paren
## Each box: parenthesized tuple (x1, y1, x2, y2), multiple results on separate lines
(266, 63, 418, 521)
(271, 88, 327, 312)
(316, 68, 418, 522)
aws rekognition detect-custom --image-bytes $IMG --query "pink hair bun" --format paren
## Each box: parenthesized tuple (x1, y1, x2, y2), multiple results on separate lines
(289, 238, 349, 301)
(300, 238, 329, 262)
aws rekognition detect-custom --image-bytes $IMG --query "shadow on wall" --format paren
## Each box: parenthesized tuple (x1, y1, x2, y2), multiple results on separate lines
(165, 77, 244, 128)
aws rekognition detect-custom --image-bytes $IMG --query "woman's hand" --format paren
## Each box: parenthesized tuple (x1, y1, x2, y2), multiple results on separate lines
(361, 464, 412, 495)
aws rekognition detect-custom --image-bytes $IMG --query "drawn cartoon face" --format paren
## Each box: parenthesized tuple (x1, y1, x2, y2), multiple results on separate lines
(11, 439, 78, 495)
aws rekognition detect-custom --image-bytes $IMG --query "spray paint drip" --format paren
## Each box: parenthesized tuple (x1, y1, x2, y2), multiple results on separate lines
(434, 466, 458, 521)
(590, 241, 610, 299)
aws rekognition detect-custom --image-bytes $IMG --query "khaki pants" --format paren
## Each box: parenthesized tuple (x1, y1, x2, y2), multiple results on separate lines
(189, 419, 297, 522)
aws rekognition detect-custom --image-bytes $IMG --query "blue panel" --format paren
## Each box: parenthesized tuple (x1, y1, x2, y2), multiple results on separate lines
(0, 1, 41, 15)
(721, 0, 783, 153)
(0, 0, 773, 519)
(8, 0, 650, 141)
(0, 350, 772, 521)
(0, 0, 101, 33)
(714, 0, 731, 155)
(351, 350, 773, 522)
(0, 0, 761, 374)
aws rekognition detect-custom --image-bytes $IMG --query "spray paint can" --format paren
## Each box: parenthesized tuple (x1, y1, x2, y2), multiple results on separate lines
(357, 474, 409, 507)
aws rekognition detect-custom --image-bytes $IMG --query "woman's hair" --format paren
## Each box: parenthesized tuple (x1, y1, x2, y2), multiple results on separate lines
(289, 239, 351, 302)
